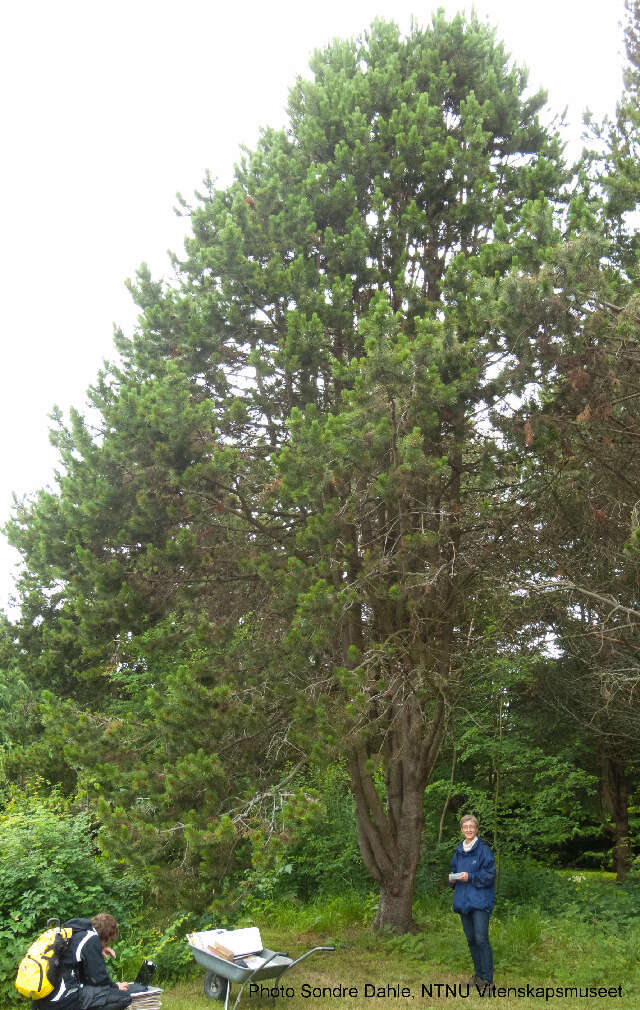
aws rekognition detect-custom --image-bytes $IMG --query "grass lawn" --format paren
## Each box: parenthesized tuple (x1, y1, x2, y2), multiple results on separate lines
(156, 917, 640, 1010)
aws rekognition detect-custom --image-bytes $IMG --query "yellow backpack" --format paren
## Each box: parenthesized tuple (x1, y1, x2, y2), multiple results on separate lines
(15, 919, 72, 1000)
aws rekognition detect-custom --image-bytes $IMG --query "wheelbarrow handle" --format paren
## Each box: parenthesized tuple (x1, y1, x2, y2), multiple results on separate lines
(230, 946, 335, 1010)
(287, 945, 336, 970)
(231, 951, 289, 1010)
(251, 950, 285, 973)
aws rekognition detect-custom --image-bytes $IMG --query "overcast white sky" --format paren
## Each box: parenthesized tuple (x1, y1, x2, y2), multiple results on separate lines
(0, 0, 628, 614)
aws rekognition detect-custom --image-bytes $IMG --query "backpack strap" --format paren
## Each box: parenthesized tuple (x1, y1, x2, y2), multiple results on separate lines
(75, 929, 99, 962)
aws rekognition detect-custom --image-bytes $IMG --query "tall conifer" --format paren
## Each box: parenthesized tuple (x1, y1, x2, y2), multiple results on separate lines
(6, 13, 569, 927)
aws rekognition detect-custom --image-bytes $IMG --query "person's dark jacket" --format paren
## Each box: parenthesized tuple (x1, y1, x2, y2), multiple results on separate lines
(39, 919, 118, 1005)
(449, 837, 496, 913)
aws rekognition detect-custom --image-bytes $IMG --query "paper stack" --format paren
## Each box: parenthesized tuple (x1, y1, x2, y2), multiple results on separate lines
(129, 989, 163, 1010)
(241, 954, 267, 970)
(188, 927, 263, 965)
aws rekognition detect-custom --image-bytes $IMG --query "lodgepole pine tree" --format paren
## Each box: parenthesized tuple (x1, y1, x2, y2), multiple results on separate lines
(6, 13, 569, 928)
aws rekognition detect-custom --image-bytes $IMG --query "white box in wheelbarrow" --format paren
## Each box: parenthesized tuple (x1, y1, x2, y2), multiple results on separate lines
(188, 927, 264, 966)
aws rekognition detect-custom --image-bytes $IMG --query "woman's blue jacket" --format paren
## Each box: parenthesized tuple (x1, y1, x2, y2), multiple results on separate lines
(449, 837, 496, 913)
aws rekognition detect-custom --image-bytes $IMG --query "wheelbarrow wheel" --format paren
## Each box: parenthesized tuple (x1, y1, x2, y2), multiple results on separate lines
(203, 970, 229, 1001)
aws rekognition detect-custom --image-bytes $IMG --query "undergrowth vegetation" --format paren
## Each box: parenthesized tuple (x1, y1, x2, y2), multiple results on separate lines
(0, 789, 142, 1000)
(3, 778, 639, 1004)
(1, 787, 638, 1005)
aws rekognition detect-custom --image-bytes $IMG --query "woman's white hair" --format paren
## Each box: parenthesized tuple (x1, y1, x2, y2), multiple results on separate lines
(459, 814, 479, 829)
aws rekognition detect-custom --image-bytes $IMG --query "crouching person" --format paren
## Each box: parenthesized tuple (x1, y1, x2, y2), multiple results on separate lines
(41, 914, 131, 1010)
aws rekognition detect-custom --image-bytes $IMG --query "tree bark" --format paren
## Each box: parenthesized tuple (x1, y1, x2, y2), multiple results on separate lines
(348, 699, 445, 932)
(374, 876, 419, 932)
(602, 755, 631, 882)
(438, 746, 457, 844)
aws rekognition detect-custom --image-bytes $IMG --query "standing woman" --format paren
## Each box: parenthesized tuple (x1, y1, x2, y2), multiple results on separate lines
(449, 815, 496, 989)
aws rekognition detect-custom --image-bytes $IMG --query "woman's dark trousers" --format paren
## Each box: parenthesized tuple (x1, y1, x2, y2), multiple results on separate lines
(77, 986, 132, 1010)
(460, 909, 493, 983)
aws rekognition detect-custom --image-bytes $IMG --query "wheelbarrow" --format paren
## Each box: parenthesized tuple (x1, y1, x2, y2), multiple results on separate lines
(188, 937, 334, 1010)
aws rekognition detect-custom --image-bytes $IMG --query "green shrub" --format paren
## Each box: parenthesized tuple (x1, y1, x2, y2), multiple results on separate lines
(109, 911, 239, 988)
(496, 859, 576, 913)
(0, 791, 141, 1003)
(243, 764, 371, 904)
(569, 877, 640, 930)
(136, 915, 200, 985)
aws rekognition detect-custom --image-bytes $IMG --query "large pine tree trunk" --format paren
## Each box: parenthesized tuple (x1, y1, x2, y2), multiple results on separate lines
(602, 755, 631, 882)
(348, 699, 445, 932)
(374, 877, 418, 932)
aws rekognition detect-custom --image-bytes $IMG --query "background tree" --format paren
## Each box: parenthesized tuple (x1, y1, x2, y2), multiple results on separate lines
(425, 652, 602, 871)
(484, 0, 640, 881)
